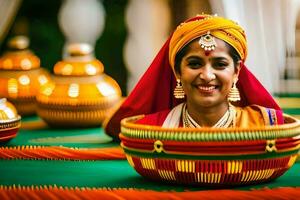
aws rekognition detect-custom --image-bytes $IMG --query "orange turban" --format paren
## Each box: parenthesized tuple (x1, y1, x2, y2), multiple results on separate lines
(169, 14, 247, 71)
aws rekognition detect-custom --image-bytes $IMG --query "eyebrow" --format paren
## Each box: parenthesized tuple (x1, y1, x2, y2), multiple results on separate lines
(211, 57, 229, 61)
(186, 55, 203, 60)
(185, 55, 229, 61)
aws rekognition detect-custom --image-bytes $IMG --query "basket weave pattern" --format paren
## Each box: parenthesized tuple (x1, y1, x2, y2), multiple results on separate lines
(120, 115, 300, 186)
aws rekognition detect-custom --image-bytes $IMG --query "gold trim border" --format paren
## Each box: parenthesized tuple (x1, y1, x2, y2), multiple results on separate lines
(121, 142, 300, 157)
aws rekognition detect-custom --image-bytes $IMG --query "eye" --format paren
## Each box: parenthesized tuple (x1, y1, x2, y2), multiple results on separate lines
(214, 61, 229, 69)
(217, 62, 228, 67)
(188, 61, 200, 68)
(186, 58, 203, 69)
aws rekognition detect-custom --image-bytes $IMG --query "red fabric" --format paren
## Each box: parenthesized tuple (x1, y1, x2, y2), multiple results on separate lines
(136, 109, 170, 126)
(105, 39, 183, 138)
(105, 30, 283, 140)
(236, 65, 283, 124)
(236, 64, 280, 109)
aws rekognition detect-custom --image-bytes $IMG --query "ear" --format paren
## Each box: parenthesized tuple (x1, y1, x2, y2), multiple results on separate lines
(175, 71, 181, 80)
(234, 61, 242, 80)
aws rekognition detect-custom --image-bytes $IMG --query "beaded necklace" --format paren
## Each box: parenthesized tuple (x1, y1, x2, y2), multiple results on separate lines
(182, 103, 236, 128)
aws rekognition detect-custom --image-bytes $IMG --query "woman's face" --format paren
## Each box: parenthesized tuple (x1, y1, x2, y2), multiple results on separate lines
(176, 38, 241, 109)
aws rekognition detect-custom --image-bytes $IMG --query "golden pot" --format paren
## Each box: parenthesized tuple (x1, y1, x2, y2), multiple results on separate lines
(36, 43, 122, 127)
(0, 36, 50, 116)
(0, 98, 21, 142)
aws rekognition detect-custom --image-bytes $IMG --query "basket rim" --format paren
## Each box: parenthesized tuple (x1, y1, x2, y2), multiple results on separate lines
(0, 115, 21, 124)
(120, 114, 300, 141)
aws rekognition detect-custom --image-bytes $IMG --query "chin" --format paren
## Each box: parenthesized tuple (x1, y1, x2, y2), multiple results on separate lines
(197, 102, 216, 108)
(195, 98, 218, 108)
(195, 95, 228, 108)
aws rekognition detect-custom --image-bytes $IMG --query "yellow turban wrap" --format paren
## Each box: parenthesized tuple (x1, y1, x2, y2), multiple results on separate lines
(169, 15, 247, 71)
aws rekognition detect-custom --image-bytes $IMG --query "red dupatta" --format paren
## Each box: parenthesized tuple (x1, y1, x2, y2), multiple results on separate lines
(104, 37, 283, 139)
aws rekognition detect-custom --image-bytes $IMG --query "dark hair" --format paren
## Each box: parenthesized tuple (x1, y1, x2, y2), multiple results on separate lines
(174, 38, 241, 74)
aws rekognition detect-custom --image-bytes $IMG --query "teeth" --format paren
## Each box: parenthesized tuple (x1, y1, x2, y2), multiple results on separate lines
(198, 86, 215, 91)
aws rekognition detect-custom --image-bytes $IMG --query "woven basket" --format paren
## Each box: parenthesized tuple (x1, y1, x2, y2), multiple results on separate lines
(120, 114, 300, 186)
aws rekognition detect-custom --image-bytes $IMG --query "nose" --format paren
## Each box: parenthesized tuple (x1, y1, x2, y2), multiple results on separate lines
(199, 66, 216, 82)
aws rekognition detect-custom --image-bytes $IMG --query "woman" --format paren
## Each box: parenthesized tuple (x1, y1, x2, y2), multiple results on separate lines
(104, 14, 283, 139)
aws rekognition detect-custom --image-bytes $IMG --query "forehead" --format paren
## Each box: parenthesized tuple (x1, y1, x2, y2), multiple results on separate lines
(185, 37, 230, 57)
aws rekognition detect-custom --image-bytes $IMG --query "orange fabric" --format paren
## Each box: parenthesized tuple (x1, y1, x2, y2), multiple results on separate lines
(169, 15, 247, 72)
(0, 146, 125, 160)
(235, 105, 278, 127)
(0, 185, 299, 200)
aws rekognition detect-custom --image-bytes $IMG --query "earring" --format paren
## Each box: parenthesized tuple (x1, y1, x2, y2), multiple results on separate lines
(228, 79, 240, 102)
(173, 79, 185, 99)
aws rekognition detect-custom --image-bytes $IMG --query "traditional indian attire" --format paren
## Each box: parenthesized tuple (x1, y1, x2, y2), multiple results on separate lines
(104, 14, 283, 139)
(136, 103, 281, 128)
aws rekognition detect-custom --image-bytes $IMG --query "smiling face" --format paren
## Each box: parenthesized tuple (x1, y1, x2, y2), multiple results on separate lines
(175, 37, 241, 111)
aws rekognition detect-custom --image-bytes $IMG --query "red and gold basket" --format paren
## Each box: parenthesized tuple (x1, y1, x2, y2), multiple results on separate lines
(0, 98, 21, 142)
(36, 43, 122, 127)
(0, 36, 50, 116)
(120, 114, 300, 186)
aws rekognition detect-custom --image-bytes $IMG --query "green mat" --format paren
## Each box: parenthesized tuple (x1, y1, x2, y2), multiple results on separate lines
(1, 114, 299, 191)
(0, 160, 299, 191)
(1, 115, 117, 148)
(282, 108, 300, 115)
(274, 93, 300, 98)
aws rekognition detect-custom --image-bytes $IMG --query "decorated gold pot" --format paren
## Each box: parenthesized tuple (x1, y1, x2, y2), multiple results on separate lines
(36, 43, 122, 127)
(0, 36, 50, 116)
(0, 98, 21, 142)
(120, 114, 300, 186)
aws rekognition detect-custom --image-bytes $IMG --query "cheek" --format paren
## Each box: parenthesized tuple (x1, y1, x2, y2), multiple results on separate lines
(180, 70, 197, 85)
(180, 77, 190, 91)
(219, 71, 235, 90)
(180, 75, 194, 93)
(225, 78, 235, 92)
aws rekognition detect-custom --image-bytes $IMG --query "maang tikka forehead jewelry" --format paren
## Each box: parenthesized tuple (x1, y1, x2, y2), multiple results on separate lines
(199, 31, 217, 51)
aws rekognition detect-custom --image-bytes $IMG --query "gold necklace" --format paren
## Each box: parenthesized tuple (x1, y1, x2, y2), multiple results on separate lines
(182, 103, 236, 128)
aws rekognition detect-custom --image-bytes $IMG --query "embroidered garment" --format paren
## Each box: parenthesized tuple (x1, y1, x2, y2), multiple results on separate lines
(137, 103, 281, 128)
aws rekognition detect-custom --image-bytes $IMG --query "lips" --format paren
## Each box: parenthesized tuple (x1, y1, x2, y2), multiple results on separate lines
(196, 84, 218, 94)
